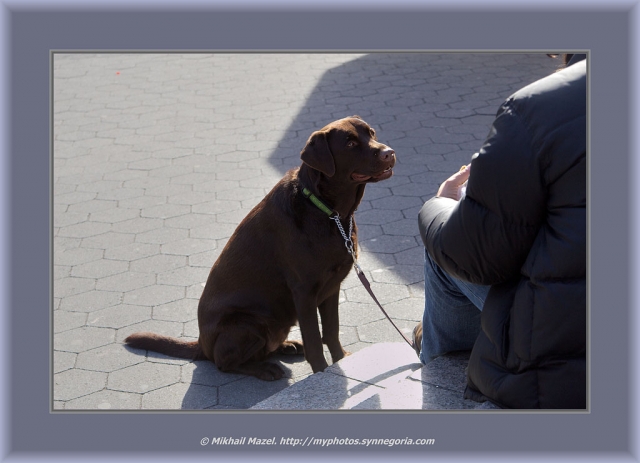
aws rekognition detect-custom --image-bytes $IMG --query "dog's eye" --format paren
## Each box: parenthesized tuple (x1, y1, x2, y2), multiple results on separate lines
(347, 140, 358, 148)
(370, 129, 376, 137)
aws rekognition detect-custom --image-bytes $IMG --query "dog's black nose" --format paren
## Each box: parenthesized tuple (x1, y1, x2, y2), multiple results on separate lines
(380, 148, 395, 162)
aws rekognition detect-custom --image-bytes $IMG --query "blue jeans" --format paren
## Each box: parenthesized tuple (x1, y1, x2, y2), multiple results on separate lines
(419, 250, 490, 365)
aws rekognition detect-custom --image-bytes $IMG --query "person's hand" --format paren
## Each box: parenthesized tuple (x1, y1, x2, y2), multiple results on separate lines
(436, 164, 471, 201)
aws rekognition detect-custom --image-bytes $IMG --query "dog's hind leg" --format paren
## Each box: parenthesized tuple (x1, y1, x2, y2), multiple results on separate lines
(209, 325, 286, 381)
(277, 339, 304, 355)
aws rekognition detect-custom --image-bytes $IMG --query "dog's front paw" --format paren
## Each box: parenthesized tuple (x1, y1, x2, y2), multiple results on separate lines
(330, 349, 350, 363)
(310, 359, 329, 373)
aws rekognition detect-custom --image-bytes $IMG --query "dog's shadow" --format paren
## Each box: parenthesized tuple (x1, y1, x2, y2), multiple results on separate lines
(178, 353, 315, 410)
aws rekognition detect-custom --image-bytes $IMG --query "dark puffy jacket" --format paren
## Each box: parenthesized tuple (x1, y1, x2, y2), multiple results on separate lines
(418, 57, 586, 409)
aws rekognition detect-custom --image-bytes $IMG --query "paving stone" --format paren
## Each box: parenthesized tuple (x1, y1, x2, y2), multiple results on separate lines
(269, 356, 314, 381)
(135, 227, 189, 244)
(57, 221, 111, 238)
(360, 235, 418, 254)
(214, 168, 262, 182)
(357, 319, 418, 344)
(54, 276, 96, 298)
(386, 182, 432, 198)
(65, 390, 142, 410)
(95, 271, 156, 293)
(215, 187, 264, 202)
(53, 351, 77, 374)
(76, 342, 146, 372)
(345, 280, 410, 305)
(379, 297, 423, 322)
(117, 195, 166, 210)
(338, 301, 385, 327)
(183, 319, 199, 338)
(354, 208, 404, 225)
(250, 372, 383, 410)
(58, 290, 122, 313)
(145, 183, 192, 198)
(189, 222, 237, 241)
(129, 253, 187, 274)
(54, 326, 116, 353)
(370, 195, 422, 211)
(152, 298, 199, 322)
(215, 209, 254, 224)
(87, 304, 152, 329)
(146, 350, 195, 366)
(354, 224, 384, 242)
(142, 383, 218, 410)
(141, 203, 191, 220)
(67, 199, 117, 215)
(164, 213, 215, 231)
(77, 179, 123, 194)
(54, 211, 89, 228)
(122, 176, 171, 192)
(218, 376, 296, 409)
(54, 369, 108, 401)
(160, 238, 216, 257)
(191, 199, 241, 215)
(54, 191, 97, 206)
(128, 157, 172, 171)
(381, 218, 422, 237)
(123, 285, 185, 307)
(89, 207, 141, 224)
(80, 232, 136, 250)
(108, 362, 181, 393)
(171, 172, 217, 186)
(369, 264, 423, 285)
(192, 179, 239, 193)
(353, 250, 397, 270)
(70, 259, 129, 279)
(181, 361, 245, 387)
(54, 236, 83, 252)
(53, 266, 72, 282)
(54, 310, 88, 333)
(111, 217, 164, 234)
(103, 242, 160, 261)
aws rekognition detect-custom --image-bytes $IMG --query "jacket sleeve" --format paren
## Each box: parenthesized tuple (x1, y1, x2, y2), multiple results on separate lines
(418, 102, 547, 286)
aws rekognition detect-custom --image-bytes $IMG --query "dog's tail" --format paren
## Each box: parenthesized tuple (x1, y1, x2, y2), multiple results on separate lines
(124, 332, 206, 360)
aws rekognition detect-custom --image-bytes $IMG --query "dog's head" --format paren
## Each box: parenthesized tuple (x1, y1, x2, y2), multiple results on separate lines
(300, 116, 396, 183)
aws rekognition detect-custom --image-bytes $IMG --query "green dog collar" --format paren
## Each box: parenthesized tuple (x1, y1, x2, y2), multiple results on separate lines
(302, 187, 335, 217)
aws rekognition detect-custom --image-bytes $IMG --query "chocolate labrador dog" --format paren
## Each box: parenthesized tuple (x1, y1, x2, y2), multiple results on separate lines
(125, 116, 396, 380)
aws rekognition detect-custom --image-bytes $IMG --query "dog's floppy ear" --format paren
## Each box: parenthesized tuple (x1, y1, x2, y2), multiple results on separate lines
(300, 130, 336, 177)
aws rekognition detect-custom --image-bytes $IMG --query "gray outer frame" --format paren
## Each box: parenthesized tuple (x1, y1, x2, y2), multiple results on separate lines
(2, 5, 636, 461)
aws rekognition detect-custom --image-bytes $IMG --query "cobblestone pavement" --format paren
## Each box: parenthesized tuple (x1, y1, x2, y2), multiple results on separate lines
(53, 52, 559, 410)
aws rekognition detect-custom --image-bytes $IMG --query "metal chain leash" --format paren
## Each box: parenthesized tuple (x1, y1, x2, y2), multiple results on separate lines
(330, 214, 362, 273)
(330, 213, 413, 348)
